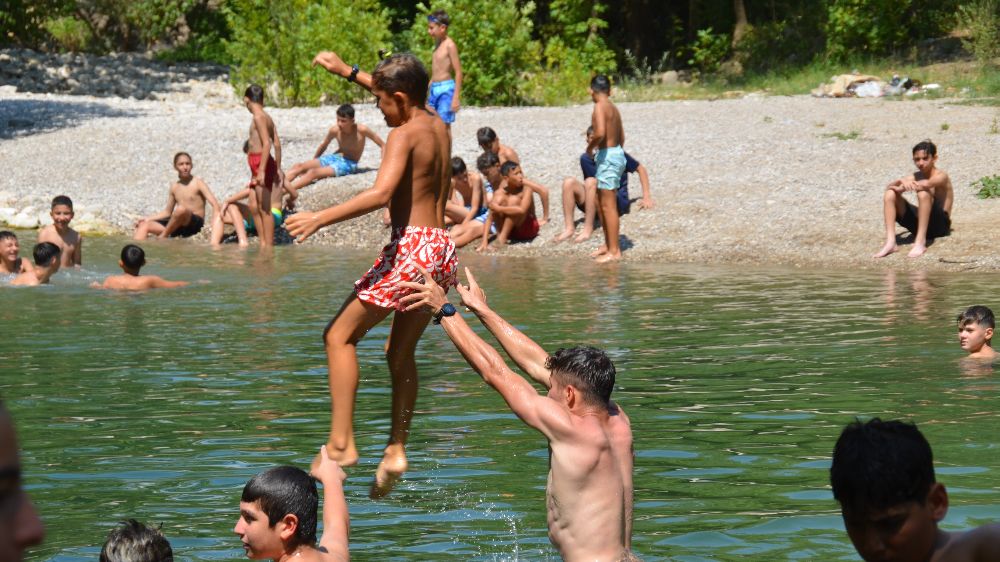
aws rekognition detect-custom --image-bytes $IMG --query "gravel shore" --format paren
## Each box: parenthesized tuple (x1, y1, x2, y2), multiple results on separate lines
(3, 64, 1000, 272)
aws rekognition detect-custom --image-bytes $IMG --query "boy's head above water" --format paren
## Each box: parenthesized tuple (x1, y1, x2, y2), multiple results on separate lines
(120, 244, 146, 274)
(545, 346, 616, 407)
(957, 305, 994, 354)
(32, 242, 60, 268)
(831, 418, 947, 562)
(50, 195, 74, 228)
(0, 231, 18, 266)
(99, 519, 173, 562)
(235, 466, 317, 559)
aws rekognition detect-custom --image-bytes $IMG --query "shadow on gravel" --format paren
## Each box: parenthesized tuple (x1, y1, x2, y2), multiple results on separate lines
(0, 98, 140, 140)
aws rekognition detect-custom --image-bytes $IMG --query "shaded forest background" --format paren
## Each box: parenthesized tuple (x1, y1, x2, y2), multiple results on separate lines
(2, 0, 993, 106)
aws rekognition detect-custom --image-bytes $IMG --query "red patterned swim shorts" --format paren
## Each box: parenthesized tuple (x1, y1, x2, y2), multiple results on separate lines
(355, 226, 458, 311)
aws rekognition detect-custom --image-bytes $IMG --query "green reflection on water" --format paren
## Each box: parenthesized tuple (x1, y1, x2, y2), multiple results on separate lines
(3, 235, 1000, 561)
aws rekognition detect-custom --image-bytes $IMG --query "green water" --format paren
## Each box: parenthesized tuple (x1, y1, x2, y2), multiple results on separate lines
(3, 234, 1000, 561)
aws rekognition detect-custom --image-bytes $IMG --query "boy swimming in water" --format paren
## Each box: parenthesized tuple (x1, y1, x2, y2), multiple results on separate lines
(100, 520, 173, 562)
(134, 152, 225, 241)
(38, 195, 81, 268)
(287, 51, 457, 498)
(92, 244, 189, 291)
(957, 305, 997, 360)
(0, 231, 29, 277)
(11, 242, 60, 286)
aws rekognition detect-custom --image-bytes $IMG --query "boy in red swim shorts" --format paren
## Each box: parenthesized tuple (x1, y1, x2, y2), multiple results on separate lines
(286, 51, 457, 499)
(244, 84, 283, 249)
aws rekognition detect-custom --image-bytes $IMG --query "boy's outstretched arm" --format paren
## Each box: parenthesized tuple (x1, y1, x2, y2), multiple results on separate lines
(313, 51, 374, 92)
(312, 445, 350, 561)
(314, 128, 336, 159)
(148, 276, 189, 289)
(636, 163, 654, 209)
(361, 125, 386, 150)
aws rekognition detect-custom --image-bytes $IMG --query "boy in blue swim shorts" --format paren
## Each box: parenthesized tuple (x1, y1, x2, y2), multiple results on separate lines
(427, 10, 462, 129)
(284, 104, 385, 199)
(587, 75, 627, 263)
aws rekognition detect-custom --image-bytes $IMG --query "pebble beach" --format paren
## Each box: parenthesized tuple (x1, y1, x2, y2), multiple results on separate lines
(3, 48, 1000, 272)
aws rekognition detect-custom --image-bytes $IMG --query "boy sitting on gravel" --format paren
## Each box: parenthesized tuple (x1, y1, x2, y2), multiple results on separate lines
(92, 244, 188, 291)
(873, 140, 953, 259)
(38, 195, 82, 268)
(478, 161, 538, 251)
(283, 104, 385, 199)
(446, 157, 491, 248)
(11, 242, 60, 286)
(477, 127, 550, 224)
(134, 152, 225, 242)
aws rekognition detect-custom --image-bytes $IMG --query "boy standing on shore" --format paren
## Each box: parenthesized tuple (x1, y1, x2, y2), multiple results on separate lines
(587, 75, 626, 263)
(38, 195, 81, 268)
(244, 84, 283, 249)
(427, 10, 462, 128)
(287, 51, 457, 498)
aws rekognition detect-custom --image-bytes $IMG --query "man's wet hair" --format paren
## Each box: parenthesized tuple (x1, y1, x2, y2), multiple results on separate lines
(51, 195, 73, 210)
(428, 9, 450, 26)
(241, 466, 318, 548)
(476, 126, 497, 148)
(372, 53, 429, 107)
(958, 305, 995, 334)
(100, 519, 173, 562)
(173, 151, 191, 165)
(476, 151, 499, 173)
(336, 104, 355, 119)
(545, 346, 616, 404)
(591, 75, 611, 94)
(0, 230, 15, 243)
(831, 418, 936, 513)
(33, 242, 61, 266)
(244, 84, 265, 104)
(121, 244, 146, 271)
(500, 161, 519, 177)
(913, 139, 937, 156)
(451, 157, 467, 176)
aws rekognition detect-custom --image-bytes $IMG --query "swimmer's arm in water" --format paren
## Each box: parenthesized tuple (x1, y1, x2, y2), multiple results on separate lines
(312, 445, 350, 562)
(145, 276, 189, 289)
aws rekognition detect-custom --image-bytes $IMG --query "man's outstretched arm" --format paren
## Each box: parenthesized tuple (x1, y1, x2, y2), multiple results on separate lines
(314, 51, 373, 92)
(312, 445, 350, 561)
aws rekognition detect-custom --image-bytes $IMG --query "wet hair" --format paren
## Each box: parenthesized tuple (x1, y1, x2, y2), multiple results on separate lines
(33, 241, 61, 266)
(0, 231, 15, 243)
(100, 519, 173, 562)
(173, 151, 191, 165)
(451, 156, 467, 176)
(591, 75, 611, 94)
(336, 104, 355, 119)
(372, 53, 429, 107)
(831, 418, 936, 513)
(477, 127, 497, 148)
(545, 346, 616, 405)
(500, 160, 519, 177)
(121, 244, 146, 271)
(244, 84, 264, 104)
(476, 151, 499, 173)
(241, 466, 318, 547)
(428, 9, 450, 26)
(51, 195, 73, 210)
(912, 140, 937, 156)
(957, 305, 994, 342)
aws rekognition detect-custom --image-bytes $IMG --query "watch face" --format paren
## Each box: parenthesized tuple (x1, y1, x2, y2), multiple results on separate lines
(442, 303, 456, 316)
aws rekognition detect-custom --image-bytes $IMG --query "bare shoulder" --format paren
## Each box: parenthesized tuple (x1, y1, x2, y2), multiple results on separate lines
(445, 37, 458, 51)
(37, 225, 56, 239)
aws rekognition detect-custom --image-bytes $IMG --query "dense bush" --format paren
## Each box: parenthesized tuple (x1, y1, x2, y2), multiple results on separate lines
(957, 0, 1000, 67)
(825, 0, 958, 61)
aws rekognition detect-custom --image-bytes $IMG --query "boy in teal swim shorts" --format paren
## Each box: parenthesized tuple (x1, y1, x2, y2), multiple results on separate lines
(587, 75, 626, 263)
(426, 10, 462, 129)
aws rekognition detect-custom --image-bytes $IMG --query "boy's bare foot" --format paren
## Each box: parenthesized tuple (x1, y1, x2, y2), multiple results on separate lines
(907, 244, 927, 258)
(553, 229, 575, 242)
(370, 443, 408, 499)
(538, 217, 549, 227)
(310, 443, 359, 474)
(594, 252, 621, 263)
(872, 242, 897, 258)
(574, 230, 594, 244)
(590, 244, 608, 257)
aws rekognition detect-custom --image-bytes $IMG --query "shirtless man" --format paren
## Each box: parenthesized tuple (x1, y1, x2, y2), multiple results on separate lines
(873, 140, 953, 259)
(588, 75, 626, 263)
(134, 152, 225, 241)
(400, 267, 635, 561)
(427, 9, 462, 129)
(37, 195, 81, 268)
(283, 104, 385, 199)
(92, 244, 189, 291)
(245, 84, 283, 249)
(287, 51, 457, 498)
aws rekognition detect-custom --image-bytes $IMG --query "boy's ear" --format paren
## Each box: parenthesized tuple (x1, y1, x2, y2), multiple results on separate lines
(277, 513, 299, 541)
(986, 327, 994, 342)
(564, 384, 576, 408)
(927, 482, 949, 522)
(118, 259, 125, 269)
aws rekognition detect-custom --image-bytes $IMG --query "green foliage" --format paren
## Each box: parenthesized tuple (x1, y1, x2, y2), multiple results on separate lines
(736, 11, 826, 73)
(408, 0, 539, 106)
(226, 0, 391, 106)
(687, 28, 729, 74)
(824, 0, 959, 61)
(958, 0, 1000, 67)
(971, 175, 1000, 198)
(42, 16, 91, 52)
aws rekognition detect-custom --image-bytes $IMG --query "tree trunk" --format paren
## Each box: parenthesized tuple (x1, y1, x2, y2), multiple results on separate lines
(732, 0, 749, 48)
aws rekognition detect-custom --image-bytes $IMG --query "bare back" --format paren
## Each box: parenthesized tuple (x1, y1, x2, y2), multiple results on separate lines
(386, 111, 450, 229)
(594, 98, 625, 148)
(431, 37, 457, 82)
(172, 177, 209, 218)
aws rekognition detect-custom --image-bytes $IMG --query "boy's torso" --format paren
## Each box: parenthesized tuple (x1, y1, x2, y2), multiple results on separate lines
(333, 125, 366, 162)
(172, 179, 208, 217)
(40, 225, 79, 265)
(247, 111, 275, 153)
(431, 38, 454, 82)
(386, 112, 449, 229)
(595, 99, 624, 148)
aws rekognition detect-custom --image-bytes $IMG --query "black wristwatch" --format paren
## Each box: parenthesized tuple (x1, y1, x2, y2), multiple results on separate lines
(347, 64, 359, 83)
(433, 303, 457, 324)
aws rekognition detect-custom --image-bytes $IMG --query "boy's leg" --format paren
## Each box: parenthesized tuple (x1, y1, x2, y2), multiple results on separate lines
(315, 294, 393, 472)
(450, 222, 482, 248)
(290, 166, 337, 192)
(445, 201, 468, 225)
(532, 183, 550, 225)
(228, 205, 249, 247)
(874, 189, 907, 258)
(210, 210, 226, 246)
(371, 308, 433, 498)
(254, 185, 275, 248)
(247, 188, 266, 245)
(159, 207, 193, 238)
(575, 178, 599, 243)
(908, 191, 934, 258)
(133, 219, 164, 240)
(494, 214, 516, 246)
(595, 189, 621, 262)
(554, 177, 584, 242)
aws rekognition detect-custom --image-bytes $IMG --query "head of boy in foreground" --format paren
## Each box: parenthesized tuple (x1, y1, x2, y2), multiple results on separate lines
(589, 75, 611, 100)
(99, 519, 172, 562)
(0, 400, 46, 561)
(120, 244, 146, 275)
(33, 242, 61, 270)
(370, 53, 429, 127)
(545, 346, 615, 407)
(235, 466, 317, 559)
(50, 195, 74, 228)
(911, 139, 937, 176)
(831, 418, 947, 562)
(0, 231, 19, 267)
(426, 9, 449, 39)
(243, 84, 264, 111)
(500, 161, 523, 189)
(957, 305, 994, 355)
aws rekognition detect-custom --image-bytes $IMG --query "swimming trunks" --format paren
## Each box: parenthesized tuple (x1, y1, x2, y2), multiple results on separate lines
(317, 153, 359, 177)
(156, 214, 204, 238)
(244, 208, 285, 234)
(428, 80, 456, 124)
(483, 178, 494, 195)
(580, 152, 640, 216)
(595, 146, 627, 190)
(466, 205, 497, 235)
(247, 152, 278, 189)
(898, 200, 951, 238)
(355, 226, 458, 311)
(509, 213, 539, 241)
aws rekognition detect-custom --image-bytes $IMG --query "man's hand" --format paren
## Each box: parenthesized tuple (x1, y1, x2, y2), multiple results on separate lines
(398, 265, 448, 314)
(311, 445, 347, 484)
(313, 51, 349, 77)
(638, 196, 654, 210)
(456, 267, 488, 313)
(284, 211, 322, 242)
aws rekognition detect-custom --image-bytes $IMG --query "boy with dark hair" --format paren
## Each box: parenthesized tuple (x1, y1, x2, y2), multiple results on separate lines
(478, 161, 538, 251)
(0, 400, 46, 561)
(235, 448, 349, 561)
(134, 152, 226, 241)
(476, 150, 501, 203)
(38, 195, 81, 267)
(556, 125, 654, 243)
(244, 84, 283, 249)
(874, 140, 953, 259)
(0, 231, 30, 276)
(477, 127, 551, 224)
(957, 305, 997, 359)
(289, 51, 457, 497)
(92, 244, 189, 291)
(588, 75, 627, 263)
(11, 242, 61, 286)
(831, 418, 1000, 562)
(426, 9, 462, 128)
(100, 520, 173, 562)
(446, 157, 491, 248)
(284, 104, 385, 198)
(399, 267, 635, 561)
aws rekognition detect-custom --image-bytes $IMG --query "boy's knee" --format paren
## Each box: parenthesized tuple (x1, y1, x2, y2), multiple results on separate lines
(916, 190, 933, 203)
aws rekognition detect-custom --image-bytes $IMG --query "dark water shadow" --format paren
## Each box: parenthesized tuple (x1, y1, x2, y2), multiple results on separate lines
(0, 98, 141, 140)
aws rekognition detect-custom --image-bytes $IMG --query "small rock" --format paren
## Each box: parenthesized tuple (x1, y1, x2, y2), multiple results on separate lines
(657, 70, 680, 86)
